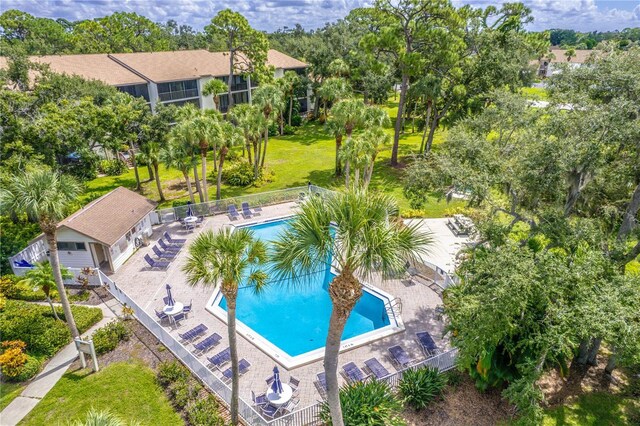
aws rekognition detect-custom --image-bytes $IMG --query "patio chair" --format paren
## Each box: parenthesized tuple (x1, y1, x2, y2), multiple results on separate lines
(315, 372, 327, 396)
(154, 309, 168, 322)
(261, 403, 283, 420)
(283, 397, 300, 413)
(152, 245, 177, 260)
(228, 205, 240, 221)
(207, 347, 231, 369)
(178, 323, 208, 342)
(163, 232, 186, 245)
(171, 312, 185, 326)
(266, 375, 275, 386)
(241, 204, 253, 219)
(251, 390, 269, 408)
(158, 239, 181, 253)
(193, 333, 222, 354)
(241, 202, 261, 216)
(364, 358, 391, 380)
(196, 216, 204, 226)
(388, 345, 413, 369)
(289, 376, 300, 391)
(342, 362, 369, 383)
(144, 254, 170, 270)
(416, 331, 439, 357)
(162, 296, 171, 305)
(183, 299, 193, 315)
(222, 359, 251, 381)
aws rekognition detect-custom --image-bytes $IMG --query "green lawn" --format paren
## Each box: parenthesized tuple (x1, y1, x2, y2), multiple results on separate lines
(20, 361, 182, 425)
(83, 97, 463, 217)
(521, 86, 549, 100)
(542, 392, 638, 426)
(0, 382, 25, 411)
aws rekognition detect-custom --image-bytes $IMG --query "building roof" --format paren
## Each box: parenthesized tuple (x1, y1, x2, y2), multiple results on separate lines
(544, 49, 594, 64)
(267, 49, 307, 70)
(30, 54, 147, 86)
(58, 187, 157, 246)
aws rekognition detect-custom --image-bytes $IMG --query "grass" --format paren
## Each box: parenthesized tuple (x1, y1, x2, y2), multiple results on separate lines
(83, 96, 464, 217)
(521, 86, 549, 100)
(0, 382, 25, 411)
(541, 392, 639, 425)
(20, 361, 183, 425)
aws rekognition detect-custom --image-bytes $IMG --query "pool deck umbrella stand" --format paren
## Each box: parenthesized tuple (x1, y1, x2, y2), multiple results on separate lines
(271, 366, 284, 394)
(165, 284, 175, 306)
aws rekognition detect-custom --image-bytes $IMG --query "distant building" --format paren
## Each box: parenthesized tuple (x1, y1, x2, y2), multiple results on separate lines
(536, 48, 594, 78)
(0, 49, 310, 113)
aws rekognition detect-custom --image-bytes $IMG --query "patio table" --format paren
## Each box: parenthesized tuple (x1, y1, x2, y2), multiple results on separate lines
(183, 216, 197, 232)
(266, 383, 292, 406)
(163, 302, 184, 324)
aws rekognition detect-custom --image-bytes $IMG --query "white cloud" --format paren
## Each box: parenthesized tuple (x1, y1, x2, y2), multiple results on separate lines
(2, 0, 638, 32)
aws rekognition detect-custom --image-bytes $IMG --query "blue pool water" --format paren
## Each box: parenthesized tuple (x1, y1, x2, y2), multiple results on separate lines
(217, 219, 391, 357)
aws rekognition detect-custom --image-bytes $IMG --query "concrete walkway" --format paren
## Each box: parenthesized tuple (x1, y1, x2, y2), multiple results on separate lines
(0, 298, 121, 426)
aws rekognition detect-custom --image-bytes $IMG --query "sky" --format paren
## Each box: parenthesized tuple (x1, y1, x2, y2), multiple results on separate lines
(2, 0, 639, 33)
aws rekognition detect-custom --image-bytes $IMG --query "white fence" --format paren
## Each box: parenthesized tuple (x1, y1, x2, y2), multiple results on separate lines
(413, 259, 458, 290)
(381, 348, 459, 389)
(99, 270, 322, 426)
(154, 185, 333, 224)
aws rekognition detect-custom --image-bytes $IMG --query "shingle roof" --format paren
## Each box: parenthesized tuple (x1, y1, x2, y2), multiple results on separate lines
(58, 187, 157, 246)
(267, 49, 307, 69)
(31, 54, 147, 86)
(546, 49, 594, 64)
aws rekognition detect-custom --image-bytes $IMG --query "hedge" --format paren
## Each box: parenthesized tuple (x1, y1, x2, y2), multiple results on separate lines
(0, 300, 103, 358)
(91, 321, 130, 355)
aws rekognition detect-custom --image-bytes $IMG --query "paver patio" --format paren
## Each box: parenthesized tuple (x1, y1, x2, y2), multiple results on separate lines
(109, 201, 468, 416)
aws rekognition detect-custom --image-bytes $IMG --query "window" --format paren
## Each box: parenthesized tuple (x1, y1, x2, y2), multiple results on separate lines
(117, 84, 150, 102)
(57, 242, 87, 251)
(218, 91, 249, 113)
(165, 98, 201, 108)
(157, 80, 199, 102)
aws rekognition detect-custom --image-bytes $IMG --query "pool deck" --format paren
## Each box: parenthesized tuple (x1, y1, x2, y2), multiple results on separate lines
(110, 201, 468, 413)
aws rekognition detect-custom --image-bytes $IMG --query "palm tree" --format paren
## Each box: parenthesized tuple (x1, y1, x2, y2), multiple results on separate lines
(325, 118, 346, 177)
(271, 190, 432, 426)
(183, 228, 268, 425)
(190, 114, 221, 203)
(565, 48, 576, 62)
(20, 262, 72, 321)
(360, 127, 391, 189)
(161, 135, 197, 203)
(252, 84, 285, 169)
(228, 104, 266, 178)
(171, 118, 204, 202)
(339, 137, 368, 188)
(138, 141, 165, 202)
(279, 70, 301, 127)
(214, 121, 243, 200)
(0, 169, 83, 338)
(317, 77, 351, 119)
(202, 78, 229, 111)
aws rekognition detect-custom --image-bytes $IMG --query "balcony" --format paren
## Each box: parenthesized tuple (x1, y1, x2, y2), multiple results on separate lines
(158, 88, 199, 102)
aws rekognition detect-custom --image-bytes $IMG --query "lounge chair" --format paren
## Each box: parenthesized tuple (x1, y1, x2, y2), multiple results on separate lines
(241, 202, 261, 216)
(207, 347, 231, 369)
(261, 403, 283, 420)
(144, 254, 170, 269)
(342, 362, 369, 383)
(228, 205, 240, 220)
(416, 331, 439, 357)
(252, 390, 269, 408)
(154, 309, 168, 322)
(222, 359, 251, 381)
(364, 358, 391, 379)
(158, 239, 181, 253)
(163, 232, 186, 245)
(388, 345, 413, 368)
(152, 245, 177, 260)
(315, 372, 327, 396)
(193, 333, 222, 354)
(178, 323, 208, 342)
(241, 204, 253, 219)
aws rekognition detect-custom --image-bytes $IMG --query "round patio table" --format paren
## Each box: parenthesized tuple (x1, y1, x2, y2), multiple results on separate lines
(266, 383, 293, 406)
(163, 302, 184, 324)
(184, 216, 198, 225)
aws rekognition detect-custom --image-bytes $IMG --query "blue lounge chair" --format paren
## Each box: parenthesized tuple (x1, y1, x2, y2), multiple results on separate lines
(144, 254, 170, 269)
(178, 323, 208, 342)
(416, 331, 439, 357)
(207, 347, 231, 369)
(252, 390, 269, 408)
(342, 362, 369, 383)
(158, 239, 181, 252)
(152, 245, 176, 260)
(193, 333, 222, 354)
(241, 202, 261, 216)
(228, 205, 240, 220)
(222, 359, 251, 380)
(241, 204, 253, 219)
(364, 358, 391, 379)
(388, 345, 413, 368)
(163, 232, 186, 244)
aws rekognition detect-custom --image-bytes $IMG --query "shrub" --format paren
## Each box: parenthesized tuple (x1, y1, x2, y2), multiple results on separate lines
(168, 379, 201, 410)
(0, 340, 28, 378)
(12, 355, 42, 382)
(92, 320, 130, 355)
(319, 380, 405, 426)
(98, 159, 127, 176)
(157, 361, 190, 388)
(172, 199, 189, 207)
(0, 216, 40, 275)
(0, 300, 102, 358)
(401, 208, 428, 219)
(268, 123, 279, 136)
(186, 395, 226, 426)
(282, 125, 295, 135)
(291, 114, 302, 127)
(222, 161, 255, 186)
(398, 366, 448, 410)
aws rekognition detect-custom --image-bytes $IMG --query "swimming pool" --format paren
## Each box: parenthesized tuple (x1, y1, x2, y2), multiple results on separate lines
(207, 217, 403, 368)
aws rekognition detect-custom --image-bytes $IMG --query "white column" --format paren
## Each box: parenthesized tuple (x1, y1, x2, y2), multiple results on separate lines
(148, 82, 159, 113)
(246, 74, 252, 104)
